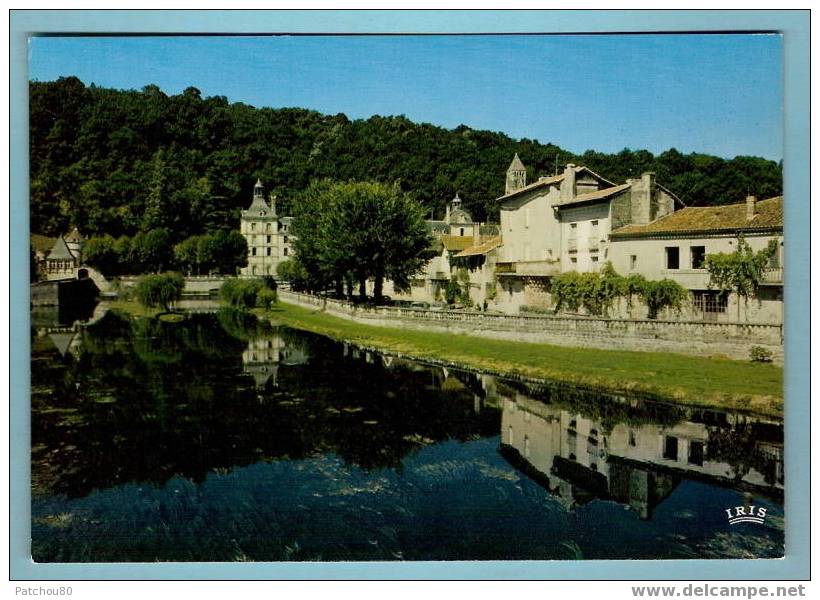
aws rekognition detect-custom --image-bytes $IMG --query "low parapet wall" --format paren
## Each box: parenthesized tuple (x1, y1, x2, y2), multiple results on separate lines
(279, 291, 783, 363)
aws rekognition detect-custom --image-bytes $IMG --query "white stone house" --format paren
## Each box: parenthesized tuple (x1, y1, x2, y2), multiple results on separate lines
(609, 195, 784, 324)
(239, 180, 294, 277)
(384, 193, 497, 304)
(493, 155, 677, 314)
(41, 227, 84, 280)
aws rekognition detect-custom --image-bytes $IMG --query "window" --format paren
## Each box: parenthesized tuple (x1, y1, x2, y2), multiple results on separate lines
(688, 441, 705, 466)
(691, 246, 706, 269)
(630, 255, 637, 270)
(663, 436, 679, 461)
(284, 247, 289, 256)
(266, 235, 271, 243)
(570, 257, 577, 265)
(569, 223, 577, 237)
(284, 236, 288, 244)
(266, 248, 271, 256)
(590, 220, 599, 234)
(266, 223, 272, 232)
(629, 431, 637, 447)
(251, 247, 257, 256)
(251, 223, 256, 231)
(460, 228, 465, 236)
(665, 246, 680, 269)
(693, 290, 728, 314)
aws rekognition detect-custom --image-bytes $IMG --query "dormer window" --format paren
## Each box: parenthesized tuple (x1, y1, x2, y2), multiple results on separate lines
(259, 211, 266, 217)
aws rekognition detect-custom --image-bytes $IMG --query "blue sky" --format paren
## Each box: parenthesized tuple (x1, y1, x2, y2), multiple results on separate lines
(29, 34, 783, 160)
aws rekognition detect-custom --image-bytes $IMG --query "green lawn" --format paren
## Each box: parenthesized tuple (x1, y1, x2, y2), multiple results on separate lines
(264, 301, 783, 418)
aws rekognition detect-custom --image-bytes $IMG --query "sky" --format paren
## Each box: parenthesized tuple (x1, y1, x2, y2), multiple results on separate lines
(28, 34, 783, 160)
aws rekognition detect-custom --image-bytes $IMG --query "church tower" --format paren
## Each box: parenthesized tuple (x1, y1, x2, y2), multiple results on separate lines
(505, 153, 527, 195)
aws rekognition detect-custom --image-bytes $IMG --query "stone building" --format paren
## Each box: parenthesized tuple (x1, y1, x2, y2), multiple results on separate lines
(493, 156, 678, 314)
(41, 227, 84, 280)
(609, 195, 783, 324)
(239, 180, 294, 277)
(384, 193, 498, 305)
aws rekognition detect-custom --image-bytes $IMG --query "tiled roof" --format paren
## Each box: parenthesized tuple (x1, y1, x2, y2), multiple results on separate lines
(454, 236, 502, 258)
(611, 196, 783, 238)
(47, 236, 76, 261)
(244, 195, 272, 215)
(64, 227, 83, 243)
(556, 183, 632, 207)
(496, 166, 616, 203)
(507, 153, 526, 172)
(441, 235, 477, 252)
(497, 174, 565, 202)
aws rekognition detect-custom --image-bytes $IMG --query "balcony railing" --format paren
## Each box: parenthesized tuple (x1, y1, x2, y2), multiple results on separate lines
(496, 260, 561, 277)
(761, 267, 783, 285)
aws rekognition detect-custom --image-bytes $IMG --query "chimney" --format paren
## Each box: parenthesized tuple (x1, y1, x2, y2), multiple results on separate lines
(746, 195, 757, 221)
(445, 202, 451, 224)
(474, 223, 481, 246)
(560, 164, 576, 202)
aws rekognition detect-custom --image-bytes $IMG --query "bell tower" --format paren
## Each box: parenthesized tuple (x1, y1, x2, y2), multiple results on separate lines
(506, 153, 527, 195)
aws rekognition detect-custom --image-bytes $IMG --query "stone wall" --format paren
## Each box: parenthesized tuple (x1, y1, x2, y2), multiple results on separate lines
(279, 291, 783, 363)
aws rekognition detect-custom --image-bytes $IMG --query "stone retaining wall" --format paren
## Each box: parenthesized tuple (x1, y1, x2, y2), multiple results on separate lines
(279, 291, 783, 363)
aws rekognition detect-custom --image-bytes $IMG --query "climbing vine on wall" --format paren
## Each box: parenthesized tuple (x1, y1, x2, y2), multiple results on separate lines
(550, 263, 688, 319)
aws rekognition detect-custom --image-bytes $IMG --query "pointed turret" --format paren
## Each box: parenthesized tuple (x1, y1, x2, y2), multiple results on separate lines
(506, 153, 527, 195)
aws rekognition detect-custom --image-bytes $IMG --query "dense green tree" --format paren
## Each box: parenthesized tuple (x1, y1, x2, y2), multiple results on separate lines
(82, 234, 119, 275)
(30, 78, 783, 239)
(134, 272, 185, 311)
(292, 181, 430, 303)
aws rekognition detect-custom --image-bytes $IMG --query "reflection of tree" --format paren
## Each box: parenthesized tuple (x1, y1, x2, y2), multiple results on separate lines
(31, 312, 498, 498)
(497, 380, 687, 434)
(706, 422, 783, 486)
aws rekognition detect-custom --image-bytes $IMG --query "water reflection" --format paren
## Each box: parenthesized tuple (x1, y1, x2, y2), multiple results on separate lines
(30, 308, 784, 561)
(496, 382, 783, 520)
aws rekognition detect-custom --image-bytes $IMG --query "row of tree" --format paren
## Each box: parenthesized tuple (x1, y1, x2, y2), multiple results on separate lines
(282, 180, 430, 304)
(30, 77, 783, 238)
(82, 229, 247, 276)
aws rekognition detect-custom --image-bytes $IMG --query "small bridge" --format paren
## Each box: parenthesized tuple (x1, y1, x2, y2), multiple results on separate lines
(74, 266, 113, 293)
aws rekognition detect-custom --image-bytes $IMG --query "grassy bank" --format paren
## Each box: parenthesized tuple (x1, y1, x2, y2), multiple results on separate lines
(264, 302, 783, 418)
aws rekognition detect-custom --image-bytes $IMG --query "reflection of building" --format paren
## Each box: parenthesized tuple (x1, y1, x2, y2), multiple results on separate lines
(498, 385, 783, 519)
(239, 180, 294, 277)
(242, 330, 309, 388)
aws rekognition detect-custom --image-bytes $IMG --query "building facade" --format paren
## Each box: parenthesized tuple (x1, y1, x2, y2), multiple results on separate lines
(609, 195, 783, 324)
(41, 227, 84, 280)
(384, 193, 498, 305)
(239, 180, 294, 277)
(493, 156, 678, 314)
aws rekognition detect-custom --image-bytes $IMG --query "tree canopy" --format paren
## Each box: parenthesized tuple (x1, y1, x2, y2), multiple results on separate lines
(290, 180, 430, 303)
(31, 77, 783, 238)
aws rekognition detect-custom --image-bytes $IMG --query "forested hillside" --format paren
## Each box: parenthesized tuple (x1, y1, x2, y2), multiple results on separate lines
(30, 76, 783, 238)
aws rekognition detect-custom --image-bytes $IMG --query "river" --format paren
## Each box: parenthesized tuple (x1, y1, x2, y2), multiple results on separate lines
(30, 307, 784, 561)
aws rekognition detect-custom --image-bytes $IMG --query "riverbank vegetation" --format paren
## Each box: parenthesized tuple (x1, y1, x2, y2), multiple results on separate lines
(134, 272, 184, 311)
(264, 302, 783, 417)
(219, 277, 278, 310)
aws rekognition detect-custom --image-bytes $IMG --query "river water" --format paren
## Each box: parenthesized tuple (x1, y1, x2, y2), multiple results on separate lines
(31, 308, 784, 562)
